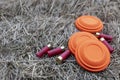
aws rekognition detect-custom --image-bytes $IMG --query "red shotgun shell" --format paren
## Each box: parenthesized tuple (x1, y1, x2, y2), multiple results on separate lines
(36, 44, 52, 58)
(96, 32, 113, 41)
(56, 50, 71, 63)
(100, 37, 114, 53)
(47, 46, 65, 57)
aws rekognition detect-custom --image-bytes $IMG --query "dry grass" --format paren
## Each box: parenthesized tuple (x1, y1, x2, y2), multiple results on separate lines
(0, 0, 120, 80)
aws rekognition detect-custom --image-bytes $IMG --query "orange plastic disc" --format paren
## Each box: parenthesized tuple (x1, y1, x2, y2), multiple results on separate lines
(75, 15, 103, 33)
(68, 32, 98, 55)
(75, 40, 110, 72)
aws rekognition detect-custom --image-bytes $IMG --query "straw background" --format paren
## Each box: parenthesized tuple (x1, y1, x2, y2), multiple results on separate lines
(0, 0, 120, 80)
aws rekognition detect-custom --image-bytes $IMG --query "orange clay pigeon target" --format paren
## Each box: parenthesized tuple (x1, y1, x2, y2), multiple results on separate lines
(75, 15, 103, 33)
(75, 40, 110, 72)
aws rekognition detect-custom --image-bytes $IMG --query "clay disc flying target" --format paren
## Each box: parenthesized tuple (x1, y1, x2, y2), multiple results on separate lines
(75, 15, 103, 33)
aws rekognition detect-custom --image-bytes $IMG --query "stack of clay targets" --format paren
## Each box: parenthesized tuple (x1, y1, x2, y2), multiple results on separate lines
(75, 15, 103, 33)
(68, 32, 110, 72)
(68, 15, 111, 72)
